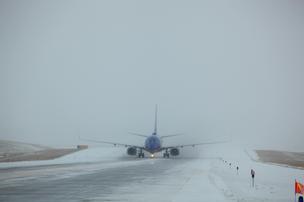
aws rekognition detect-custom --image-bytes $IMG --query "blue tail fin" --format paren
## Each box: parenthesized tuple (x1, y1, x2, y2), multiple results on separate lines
(153, 105, 158, 135)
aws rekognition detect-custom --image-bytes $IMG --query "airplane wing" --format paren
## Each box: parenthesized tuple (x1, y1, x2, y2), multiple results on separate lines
(79, 137, 144, 149)
(161, 140, 227, 150)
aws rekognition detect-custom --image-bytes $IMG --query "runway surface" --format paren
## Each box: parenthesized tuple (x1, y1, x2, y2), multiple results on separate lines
(0, 146, 302, 201)
(0, 158, 204, 202)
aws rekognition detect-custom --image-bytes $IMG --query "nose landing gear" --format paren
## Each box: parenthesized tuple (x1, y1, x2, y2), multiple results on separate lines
(138, 149, 145, 158)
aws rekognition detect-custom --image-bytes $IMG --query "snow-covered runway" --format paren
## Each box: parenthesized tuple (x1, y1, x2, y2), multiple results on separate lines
(0, 145, 302, 201)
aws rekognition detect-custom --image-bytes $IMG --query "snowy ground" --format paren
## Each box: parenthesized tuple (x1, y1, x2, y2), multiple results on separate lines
(0, 140, 49, 154)
(204, 143, 303, 201)
(0, 146, 128, 169)
(0, 143, 303, 201)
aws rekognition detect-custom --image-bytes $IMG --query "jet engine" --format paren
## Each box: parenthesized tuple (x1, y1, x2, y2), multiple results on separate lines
(170, 148, 180, 156)
(127, 147, 137, 155)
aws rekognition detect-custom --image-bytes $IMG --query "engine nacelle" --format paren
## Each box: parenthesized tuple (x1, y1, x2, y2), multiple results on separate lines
(127, 147, 137, 156)
(170, 148, 180, 156)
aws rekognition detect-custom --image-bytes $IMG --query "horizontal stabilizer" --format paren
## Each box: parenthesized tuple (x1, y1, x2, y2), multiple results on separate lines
(128, 132, 149, 138)
(160, 133, 183, 139)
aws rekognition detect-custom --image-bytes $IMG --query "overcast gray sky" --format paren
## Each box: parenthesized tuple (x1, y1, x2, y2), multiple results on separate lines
(1, 0, 304, 150)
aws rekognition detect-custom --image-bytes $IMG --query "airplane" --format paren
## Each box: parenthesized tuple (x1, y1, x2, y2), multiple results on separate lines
(81, 105, 224, 158)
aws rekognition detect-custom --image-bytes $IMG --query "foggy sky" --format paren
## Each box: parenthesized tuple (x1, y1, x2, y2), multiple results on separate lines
(1, 0, 304, 150)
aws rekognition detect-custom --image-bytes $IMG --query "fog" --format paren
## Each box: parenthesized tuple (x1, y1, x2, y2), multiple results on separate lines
(1, 0, 304, 150)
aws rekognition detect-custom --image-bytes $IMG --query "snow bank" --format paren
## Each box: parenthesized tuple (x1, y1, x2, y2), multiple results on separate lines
(206, 142, 304, 201)
(0, 146, 128, 169)
(0, 140, 48, 154)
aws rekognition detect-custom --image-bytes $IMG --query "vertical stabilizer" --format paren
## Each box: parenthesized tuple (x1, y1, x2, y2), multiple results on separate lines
(153, 105, 158, 135)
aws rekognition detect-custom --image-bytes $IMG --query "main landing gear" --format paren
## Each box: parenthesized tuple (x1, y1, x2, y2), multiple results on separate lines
(163, 149, 170, 158)
(138, 149, 145, 158)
